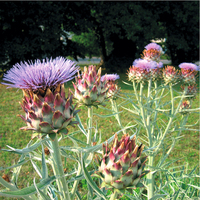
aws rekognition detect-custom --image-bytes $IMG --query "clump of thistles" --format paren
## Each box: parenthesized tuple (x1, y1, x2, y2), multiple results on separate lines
(179, 62, 199, 85)
(72, 65, 109, 107)
(101, 74, 120, 99)
(128, 59, 158, 83)
(162, 65, 180, 84)
(95, 134, 149, 191)
(2, 57, 80, 138)
(142, 42, 163, 62)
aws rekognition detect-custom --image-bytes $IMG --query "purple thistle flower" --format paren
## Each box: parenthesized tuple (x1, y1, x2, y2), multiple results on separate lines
(145, 42, 162, 51)
(179, 62, 199, 71)
(101, 74, 120, 82)
(133, 59, 158, 70)
(2, 57, 79, 89)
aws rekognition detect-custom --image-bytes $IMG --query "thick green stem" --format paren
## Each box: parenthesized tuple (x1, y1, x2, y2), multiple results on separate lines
(147, 79, 152, 144)
(51, 134, 71, 200)
(71, 107, 93, 199)
(147, 155, 154, 200)
(87, 106, 93, 145)
(110, 98, 126, 134)
(139, 82, 152, 146)
(110, 190, 119, 200)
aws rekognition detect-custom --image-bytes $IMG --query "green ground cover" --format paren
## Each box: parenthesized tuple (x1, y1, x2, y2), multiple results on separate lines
(0, 64, 199, 199)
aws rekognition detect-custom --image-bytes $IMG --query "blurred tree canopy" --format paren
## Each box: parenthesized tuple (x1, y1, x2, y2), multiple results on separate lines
(0, 1, 199, 72)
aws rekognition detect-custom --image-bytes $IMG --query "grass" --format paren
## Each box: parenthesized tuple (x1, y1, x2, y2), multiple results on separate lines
(0, 64, 199, 199)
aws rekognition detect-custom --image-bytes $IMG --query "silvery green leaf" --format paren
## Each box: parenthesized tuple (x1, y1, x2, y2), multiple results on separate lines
(0, 176, 18, 191)
(149, 194, 167, 200)
(0, 158, 29, 171)
(2, 138, 50, 155)
(81, 154, 107, 200)
(122, 81, 132, 86)
(33, 178, 51, 200)
(76, 190, 82, 200)
(31, 160, 42, 178)
(41, 145, 48, 180)
(93, 111, 122, 118)
(0, 176, 56, 198)
(11, 155, 25, 185)
(60, 148, 77, 161)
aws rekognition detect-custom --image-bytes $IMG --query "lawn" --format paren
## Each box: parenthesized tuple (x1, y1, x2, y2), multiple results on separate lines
(0, 63, 199, 199)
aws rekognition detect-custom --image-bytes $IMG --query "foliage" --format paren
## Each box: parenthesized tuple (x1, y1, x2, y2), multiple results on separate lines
(0, 2, 84, 71)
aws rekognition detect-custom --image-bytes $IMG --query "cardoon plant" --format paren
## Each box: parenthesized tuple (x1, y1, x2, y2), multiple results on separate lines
(2, 57, 80, 200)
(124, 43, 200, 199)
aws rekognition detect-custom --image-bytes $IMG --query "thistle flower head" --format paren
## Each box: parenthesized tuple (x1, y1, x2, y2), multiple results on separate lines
(179, 100, 191, 115)
(163, 66, 180, 84)
(179, 63, 199, 85)
(133, 59, 157, 70)
(72, 65, 109, 107)
(101, 74, 120, 82)
(179, 63, 199, 71)
(145, 42, 162, 51)
(142, 43, 163, 62)
(2, 57, 79, 90)
(101, 74, 120, 99)
(96, 134, 149, 191)
(2, 57, 80, 138)
(128, 59, 157, 83)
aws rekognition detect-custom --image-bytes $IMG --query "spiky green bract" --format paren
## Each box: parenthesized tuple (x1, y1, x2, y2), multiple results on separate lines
(19, 84, 80, 139)
(96, 134, 149, 192)
(72, 65, 109, 107)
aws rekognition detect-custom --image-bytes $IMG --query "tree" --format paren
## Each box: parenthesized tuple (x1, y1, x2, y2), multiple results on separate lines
(66, 1, 163, 72)
(154, 1, 199, 65)
(0, 1, 84, 71)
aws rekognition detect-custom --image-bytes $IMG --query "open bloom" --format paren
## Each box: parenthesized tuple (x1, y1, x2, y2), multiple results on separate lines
(95, 134, 149, 191)
(142, 43, 163, 62)
(128, 59, 158, 83)
(179, 63, 199, 85)
(2, 57, 79, 89)
(101, 74, 120, 99)
(72, 65, 109, 107)
(101, 74, 120, 82)
(2, 57, 80, 138)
